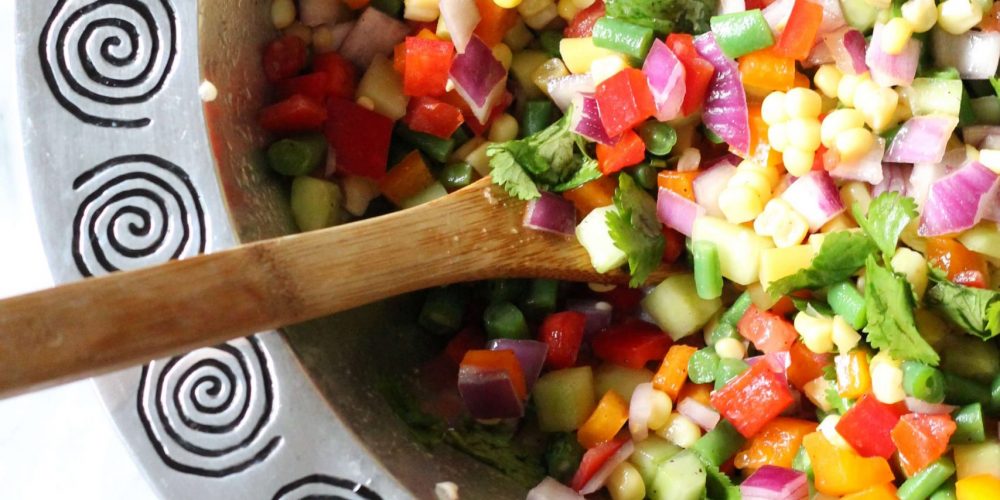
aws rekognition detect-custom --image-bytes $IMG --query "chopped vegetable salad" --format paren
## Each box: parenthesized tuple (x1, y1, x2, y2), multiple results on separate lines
(259, 0, 1000, 498)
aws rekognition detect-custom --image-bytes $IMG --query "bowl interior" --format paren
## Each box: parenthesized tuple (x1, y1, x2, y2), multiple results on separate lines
(198, 2, 526, 497)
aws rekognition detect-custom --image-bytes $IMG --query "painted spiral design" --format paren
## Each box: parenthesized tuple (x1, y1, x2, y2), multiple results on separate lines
(39, 0, 177, 127)
(272, 474, 383, 500)
(137, 337, 283, 477)
(71, 155, 205, 278)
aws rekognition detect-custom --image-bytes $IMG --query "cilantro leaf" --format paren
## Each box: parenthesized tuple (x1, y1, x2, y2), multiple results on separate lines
(605, 0, 716, 35)
(926, 268, 1000, 340)
(767, 231, 877, 297)
(851, 192, 918, 261)
(863, 256, 939, 365)
(487, 113, 589, 200)
(489, 143, 542, 200)
(552, 158, 601, 192)
(607, 174, 665, 287)
(701, 458, 741, 500)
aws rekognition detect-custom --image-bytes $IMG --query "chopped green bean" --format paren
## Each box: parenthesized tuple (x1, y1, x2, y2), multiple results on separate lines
(267, 133, 328, 176)
(951, 403, 985, 444)
(539, 30, 564, 58)
(419, 286, 468, 335)
(521, 279, 560, 319)
(521, 100, 555, 137)
(991, 372, 1000, 414)
(827, 281, 867, 329)
(369, 0, 402, 16)
(708, 292, 751, 345)
(545, 433, 585, 483)
(709, 10, 775, 59)
(592, 17, 655, 60)
(688, 348, 720, 384)
(483, 301, 530, 340)
(689, 420, 745, 467)
(903, 361, 946, 404)
(397, 125, 456, 162)
(485, 279, 528, 303)
(637, 122, 678, 156)
(714, 358, 749, 389)
(928, 482, 957, 500)
(897, 458, 955, 500)
(693, 241, 723, 300)
(944, 372, 991, 406)
(440, 162, 476, 191)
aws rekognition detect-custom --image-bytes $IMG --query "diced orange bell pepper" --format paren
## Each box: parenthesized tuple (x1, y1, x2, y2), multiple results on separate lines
(787, 340, 831, 391)
(656, 170, 699, 201)
(676, 382, 713, 407)
(577, 390, 629, 448)
(793, 72, 811, 88)
(652, 345, 698, 399)
(891, 413, 957, 477)
(926, 237, 991, 288)
(473, 0, 518, 46)
(841, 482, 898, 500)
(739, 48, 796, 92)
(563, 176, 617, 217)
(378, 150, 435, 206)
(835, 349, 871, 399)
(597, 129, 646, 175)
(774, 0, 824, 60)
(802, 432, 896, 497)
(747, 103, 771, 156)
(460, 349, 527, 400)
(956, 474, 1000, 500)
(734, 417, 817, 471)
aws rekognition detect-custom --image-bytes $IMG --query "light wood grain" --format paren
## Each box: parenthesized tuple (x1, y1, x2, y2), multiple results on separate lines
(0, 178, 668, 398)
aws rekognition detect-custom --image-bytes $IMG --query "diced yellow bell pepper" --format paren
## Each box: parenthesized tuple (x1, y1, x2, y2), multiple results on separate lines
(956, 474, 1000, 500)
(841, 482, 898, 500)
(803, 432, 896, 497)
(836, 349, 872, 399)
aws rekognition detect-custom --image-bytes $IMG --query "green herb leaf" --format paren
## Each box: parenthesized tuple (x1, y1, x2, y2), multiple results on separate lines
(851, 192, 918, 261)
(487, 113, 590, 200)
(605, 0, 716, 34)
(926, 268, 1000, 340)
(607, 174, 665, 287)
(824, 384, 849, 415)
(489, 145, 542, 200)
(767, 231, 877, 297)
(702, 458, 741, 500)
(552, 158, 601, 192)
(863, 256, 939, 365)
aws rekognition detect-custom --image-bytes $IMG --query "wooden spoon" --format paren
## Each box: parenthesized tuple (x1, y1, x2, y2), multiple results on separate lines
(0, 178, 667, 398)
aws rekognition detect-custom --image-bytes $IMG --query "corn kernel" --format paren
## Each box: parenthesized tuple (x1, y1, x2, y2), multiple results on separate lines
(785, 118, 822, 152)
(607, 462, 646, 500)
(832, 316, 862, 354)
(494, 0, 523, 7)
(761, 91, 788, 125)
(560, 37, 618, 74)
(590, 55, 630, 85)
(492, 43, 513, 70)
(464, 141, 494, 176)
(271, 0, 296, 29)
(837, 72, 869, 108)
(880, 18, 914, 55)
(404, 0, 440, 22)
(795, 311, 835, 354)
(891, 247, 929, 299)
(782, 147, 815, 176)
(523, 3, 559, 29)
(784, 88, 823, 119)
(718, 185, 765, 224)
(854, 80, 899, 132)
(503, 20, 533, 51)
(839, 181, 872, 215)
(647, 390, 673, 430)
(834, 127, 876, 163)
(804, 377, 834, 411)
(283, 22, 312, 45)
(869, 351, 906, 404)
(356, 96, 376, 110)
(517, 0, 551, 16)
(979, 149, 1000, 173)
(938, 0, 983, 34)
(902, 0, 938, 32)
(557, 0, 582, 20)
(657, 413, 702, 448)
(821, 108, 866, 148)
(821, 213, 857, 232)
(767, 122, 790, 151)
(755, 199, 810, 248)
(729, 169, 772, 201)
(715, 338, 746, 359)
(813, 65, 843, 99)
(488, 113, 520, 142)
(435, 15, 452, 41)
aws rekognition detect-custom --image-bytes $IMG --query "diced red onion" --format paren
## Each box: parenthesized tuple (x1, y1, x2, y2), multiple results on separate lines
(908, 161, 950, 208)
(579, 440, 635, 495)
(548, 75, 596, 112)
(678, 397, 720, 431)
(299, 0, 346, 27)
(694, 158, 738, 217)
(873, 163, 911, 198)
(804, 41, 834, 69)
(830, 136, 885, 184)
(439, 0, 480, 53)
(962, 126, 1000, 148)
(658, 188, 706, 237)
(741, 466, 809, 500)
(450, 35, 507, 123)
(779, 171, 845, 231)
(694, 33, 750, 156)
(815, 0, 847, 33)
(643, 39, 686, 122)
(524, 191, 577, 235)
(339, 7, 409, 68)
(566, 299, 613, 338)
(905, 396, 957, 415)
(932, 28, 1000, 80)
(457, 362, 525, 419)
(885, 116, 959, 164)
(527, 478, 585, 500)
(629, 382, 655, 441)
(866, 22, 920, 87)
(823, 28, 868, 75)
(983, 190, 1000, 222)
(678, 147, 702, 172)
(570, 94, 615, 145)
(763, 0, 794, 33)
(487, 339, 548, 391)
(719, 0, 746, 14)
(747, 351, 791, 376)
(326, 22, 355, 53)
(919, 161, 1000, 236)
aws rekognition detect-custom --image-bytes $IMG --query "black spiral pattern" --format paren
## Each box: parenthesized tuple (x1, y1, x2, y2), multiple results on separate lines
(272, 474, 383, 500)
(39, 0, 177, 127)
(137, 337, 283, 477)
(71, 154, 205, 278)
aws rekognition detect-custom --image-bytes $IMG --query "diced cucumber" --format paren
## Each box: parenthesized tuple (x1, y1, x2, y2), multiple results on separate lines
(576, 205, 628, 274)
(595, 363, 654, 401)
(356, 55, 408, 121)
(902, 79, 964, 117)
(958, 223, 1000, 260)
(399, 182, 448, 208)
(692, 216, 774, 285)
(942, 336, 999, 384)
(509, 50, 550, 100)
(840, 0, 878, 30)
(290, 176, 344, 232)
(953, 441, 1000, 479)
(630, 436, 682, 488)
(532, 366, 596, 432)
(970, 96, 1000, 125)
(642, 274, 722, 340)
(649, 451, 707, 500)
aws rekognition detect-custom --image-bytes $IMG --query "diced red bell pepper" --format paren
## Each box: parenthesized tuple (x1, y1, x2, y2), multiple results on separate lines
(835, 394, 905, 459)
(275, 73, 330, 102)
(737, 305, 799, 354)
(891, 413, 957, 477)
(665, 34, 716, 116)
(474, 0, 519, 46)
(592, 321, 672, 370)
(259, 94, 328, 134)
(444, 327, 487, 366)
(596, 129, 646, 175)
(570, 434, 628, 491)
(595, 68, 656, 137)
(710, 361, 795, 438)
(312, 52, 358, 100)
(926, 237, 991, 289)
(441, 90, 512, 135)
(774, 0, 825, 60)
(403, 96, 465, 139)
(597, 287, 645, 320)
(262, 35, 308, 83)
(402, 36, 454, 97)
(538, 311, 588, 370)
(786, 340, 831, 391)
(662, 227, 685, 264)
(564, 0, 605, 38)
(324, 98, 393, 179)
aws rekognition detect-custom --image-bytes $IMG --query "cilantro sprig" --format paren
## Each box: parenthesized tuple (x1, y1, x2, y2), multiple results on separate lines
(767, 231, 877, 297)
(863, 255, 940, 365)
(926, 268, 1000, 340)
(851, 191, 918, 263)
(607, 174, 665, 287)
